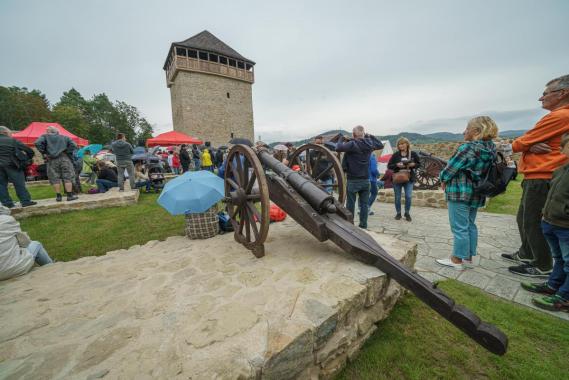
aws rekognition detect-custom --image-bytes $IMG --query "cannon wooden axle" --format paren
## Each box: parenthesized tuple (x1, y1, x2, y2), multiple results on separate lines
(224, 143, 508, 355)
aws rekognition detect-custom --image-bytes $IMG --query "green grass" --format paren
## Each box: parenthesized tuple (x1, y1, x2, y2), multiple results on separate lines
(19, 192, 185, 262)
(337, 280, 569, 380)
(8, 183, 67, 201)
(483, 176, 522, 215)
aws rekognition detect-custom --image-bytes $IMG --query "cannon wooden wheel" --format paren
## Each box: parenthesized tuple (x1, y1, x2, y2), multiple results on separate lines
(415, 155, 446, 190)
(287, 143, 346, 203)
(224, 145, 270, 258)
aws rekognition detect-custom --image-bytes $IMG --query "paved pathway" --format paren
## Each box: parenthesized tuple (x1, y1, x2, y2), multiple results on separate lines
(366, 203, 569, 321)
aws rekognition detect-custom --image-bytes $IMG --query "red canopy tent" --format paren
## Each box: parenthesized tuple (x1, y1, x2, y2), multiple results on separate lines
(12, 122, 89, 147)
(146, 131, 203, 147)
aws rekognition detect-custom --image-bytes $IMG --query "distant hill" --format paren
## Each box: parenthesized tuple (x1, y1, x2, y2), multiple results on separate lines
(269, 129, 527, 147)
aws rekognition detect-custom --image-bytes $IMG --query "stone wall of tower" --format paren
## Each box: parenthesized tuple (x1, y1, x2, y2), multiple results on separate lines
(170, 71, 254, 147)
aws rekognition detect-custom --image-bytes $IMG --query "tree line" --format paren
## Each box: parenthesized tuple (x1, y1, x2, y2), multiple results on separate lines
(0, 86, 154, 146)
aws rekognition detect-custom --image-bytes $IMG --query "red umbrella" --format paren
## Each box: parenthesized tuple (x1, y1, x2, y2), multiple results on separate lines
(12, 122, 89, 147)
(146, 131, 203, 147)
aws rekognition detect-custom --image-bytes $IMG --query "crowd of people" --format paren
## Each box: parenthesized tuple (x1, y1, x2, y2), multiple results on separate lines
(1, 74, 568, 314)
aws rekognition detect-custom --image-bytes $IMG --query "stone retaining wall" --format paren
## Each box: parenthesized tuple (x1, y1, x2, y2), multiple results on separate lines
(10, 189, 140, 219)
(0, 219, 416, 379)
(376, 189, 447, 209)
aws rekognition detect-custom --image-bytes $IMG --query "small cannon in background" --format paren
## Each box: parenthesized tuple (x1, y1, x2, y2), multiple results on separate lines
(414, 151, 448, 190)
(223, 143, 508, 355)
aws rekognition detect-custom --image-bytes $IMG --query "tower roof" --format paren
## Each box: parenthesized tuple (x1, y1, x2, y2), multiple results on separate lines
(164, 30, 255, 69)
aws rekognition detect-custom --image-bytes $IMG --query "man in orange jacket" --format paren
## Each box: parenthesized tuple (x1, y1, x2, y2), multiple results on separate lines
(503, 74, 569, 277)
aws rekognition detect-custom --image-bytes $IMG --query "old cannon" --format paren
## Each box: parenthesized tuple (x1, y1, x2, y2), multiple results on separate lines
(414, 151, 448, 190)
(223, 143, 508, 355)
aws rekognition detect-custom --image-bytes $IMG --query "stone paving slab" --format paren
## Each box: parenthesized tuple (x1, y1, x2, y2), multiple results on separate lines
(10, 189, 140, 219)
(366, 202, 569, 321)
(0, 219, 416, 379)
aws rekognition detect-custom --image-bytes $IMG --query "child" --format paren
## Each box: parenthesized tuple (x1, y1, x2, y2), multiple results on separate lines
(522, 133, 569, 312)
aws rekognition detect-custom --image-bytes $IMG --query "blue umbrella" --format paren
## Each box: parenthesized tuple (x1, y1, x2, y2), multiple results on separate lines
(77, 144, 103, 158)
(157, 171, 225, 215)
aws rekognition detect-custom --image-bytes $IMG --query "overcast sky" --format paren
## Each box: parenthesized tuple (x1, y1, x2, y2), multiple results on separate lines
(1, 0, 567, 142)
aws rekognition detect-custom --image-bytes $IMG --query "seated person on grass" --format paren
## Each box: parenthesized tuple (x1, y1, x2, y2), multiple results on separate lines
(134, 162, 151, 192)
(95, 161, 118, 193)
(522, 133, 569, 312)
(0, 206, 53, 281)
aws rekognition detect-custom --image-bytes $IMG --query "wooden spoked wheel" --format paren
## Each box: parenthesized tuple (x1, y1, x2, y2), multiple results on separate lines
(288, 143, 346, 203)
(415, 156, 445, 190)
(224, 145, 270, 258)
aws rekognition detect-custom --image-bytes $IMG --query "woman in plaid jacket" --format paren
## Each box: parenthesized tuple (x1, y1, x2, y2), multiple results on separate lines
(436, 116, 498, 270)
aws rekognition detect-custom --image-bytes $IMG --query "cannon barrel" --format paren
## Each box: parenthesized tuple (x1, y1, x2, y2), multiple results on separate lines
(257, 149, 337, 214)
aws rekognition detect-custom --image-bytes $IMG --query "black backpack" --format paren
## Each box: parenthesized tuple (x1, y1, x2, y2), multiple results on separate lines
(471, 152, 516, 197)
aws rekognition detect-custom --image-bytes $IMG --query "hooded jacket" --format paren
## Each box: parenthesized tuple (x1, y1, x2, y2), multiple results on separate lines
(35, 133, 76, 159)
(110, 140, 134, 162)
(0, 206, 34, 281)
(336, 135, 384, 180)
(542, 163, 569, 228)
(439, 140, 496, 208)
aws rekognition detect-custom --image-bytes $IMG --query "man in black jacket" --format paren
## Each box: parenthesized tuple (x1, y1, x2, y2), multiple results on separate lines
(336, 126, 384, 229)
(0, 126, 37, 208)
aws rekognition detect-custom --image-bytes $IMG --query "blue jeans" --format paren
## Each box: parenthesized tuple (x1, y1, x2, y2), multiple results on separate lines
(193, 158, 201, 171)
(448, 201, 479, 260)
(319, 178, 334, 194)
(346, 179, 370, 228)
(135, 180, 151, 191)
(368, 179, 378, 208)
(0, 166, 32, 206)
(96, 179, 118, 193)
(393, 181, 414, 214)
(541, 221, 569, 300)
(28, 241, 53, 265)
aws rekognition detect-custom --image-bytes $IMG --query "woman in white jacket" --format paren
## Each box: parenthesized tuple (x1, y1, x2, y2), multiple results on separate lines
(0, 206, 53, 280)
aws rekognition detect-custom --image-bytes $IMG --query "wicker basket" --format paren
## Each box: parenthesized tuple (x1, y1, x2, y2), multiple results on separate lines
(184, 207, 219, 239)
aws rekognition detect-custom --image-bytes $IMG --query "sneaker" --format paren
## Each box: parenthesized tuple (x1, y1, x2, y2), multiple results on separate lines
(3, 203, 15, 208)
(404, 213, 412, 222)
(532, 294, 569, 312)
(369, 211, 375, 216)
(436, 258, 464, 270)
(56, 194, 62, 202)
(463, 258, 475, 268)
(395, 214, 402, 220)
(501, 251, 531, 264)
(508, 264, 551, 277)
(66, 194, 78, 201)
(521, 281, 556, 295)
(21, 201, 37, 207)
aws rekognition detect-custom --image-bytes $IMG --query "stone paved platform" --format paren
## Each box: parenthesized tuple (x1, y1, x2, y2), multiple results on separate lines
(0, 219, 416, 379)
(10, 189, 139, 219)
(366, 202, 569, 321)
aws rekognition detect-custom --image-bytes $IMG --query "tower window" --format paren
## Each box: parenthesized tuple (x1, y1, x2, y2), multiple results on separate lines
(226, 92, 230, 98)
(237, 61, 245, 69)
(188, 49, 197, 58)
(209, 53, 218, 62)
(228, 58, 236, 67)
(198, 51, 208, 60)
(246, 63, 253, 71)
(175, 47, 187, 56)
(219, 56, 228, 65)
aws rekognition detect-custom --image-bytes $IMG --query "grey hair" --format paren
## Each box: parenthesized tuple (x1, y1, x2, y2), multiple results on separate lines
(353, 125, 365, 138)
(547, 74, 569, 91)
(0, 126, 11, 136)
(46, 125, 59, 134)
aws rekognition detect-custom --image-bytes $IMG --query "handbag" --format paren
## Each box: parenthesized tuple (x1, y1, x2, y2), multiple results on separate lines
(393, 169, 410, 184)
(392, 150, 412, 184)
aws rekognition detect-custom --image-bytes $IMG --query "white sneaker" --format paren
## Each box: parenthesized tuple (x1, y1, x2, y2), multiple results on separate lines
(436, 258, 464, 270)
(463, 258, 474, 268)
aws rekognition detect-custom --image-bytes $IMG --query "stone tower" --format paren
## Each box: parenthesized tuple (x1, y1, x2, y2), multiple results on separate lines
(163, 30, 255, 146)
